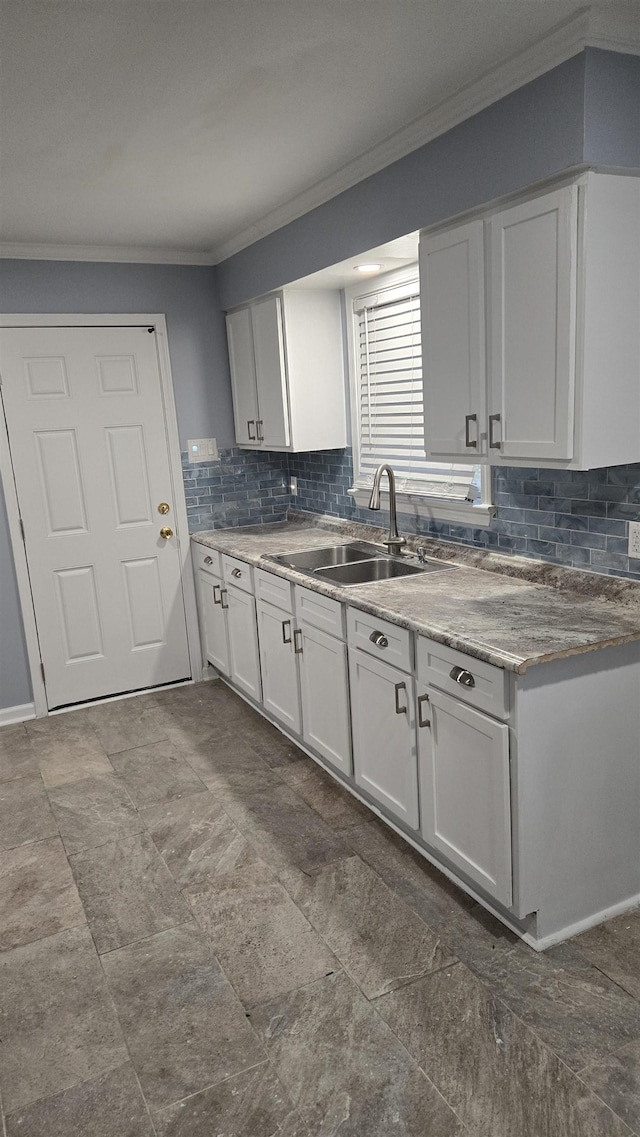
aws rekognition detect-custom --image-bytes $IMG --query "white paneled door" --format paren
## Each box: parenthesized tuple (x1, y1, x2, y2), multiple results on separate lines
(0, 325, 191, 708)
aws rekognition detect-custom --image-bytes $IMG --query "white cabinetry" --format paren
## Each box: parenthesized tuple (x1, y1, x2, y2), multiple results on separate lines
(296, 588, 352, 776)
(226, 290, 347, 453)
(421, 173, 640, 469)
(193, 547, 261, 701)
(196, 569, 230, 676)
(225, 585, 261, 702)
(256, 598, 301, 734)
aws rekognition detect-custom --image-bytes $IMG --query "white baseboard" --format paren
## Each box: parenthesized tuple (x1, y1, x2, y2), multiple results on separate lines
(524, 894, 640, 952)
(0, 702, 36, 726)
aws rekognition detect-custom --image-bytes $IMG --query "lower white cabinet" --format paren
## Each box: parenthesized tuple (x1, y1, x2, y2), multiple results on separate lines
(226, 584, 262, 702)
(349, 648, 418, 830)
(417, 684, 511, 907)
(298, 619, 352, 776)
(256, 598, 301, 734)
(196, 569, 230, 676)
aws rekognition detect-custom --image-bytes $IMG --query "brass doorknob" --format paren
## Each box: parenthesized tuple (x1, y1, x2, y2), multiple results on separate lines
(158, 502, 170, 515)
(160, 527, 174, 539)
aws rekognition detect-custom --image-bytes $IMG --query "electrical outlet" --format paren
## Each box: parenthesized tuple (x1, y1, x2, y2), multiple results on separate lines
(188, 438, 218, 464)
(628, 521, 640, 559)
(290, 476, 298, 496)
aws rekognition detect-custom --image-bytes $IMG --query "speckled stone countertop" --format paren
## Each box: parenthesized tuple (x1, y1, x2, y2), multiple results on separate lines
(192, 512, 640, 673)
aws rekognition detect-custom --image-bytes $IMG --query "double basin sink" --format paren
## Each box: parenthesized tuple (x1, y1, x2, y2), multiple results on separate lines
(265, 540, 454, 586)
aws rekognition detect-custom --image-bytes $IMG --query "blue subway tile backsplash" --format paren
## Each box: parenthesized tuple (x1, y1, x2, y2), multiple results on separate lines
(182, 446, 640, 579)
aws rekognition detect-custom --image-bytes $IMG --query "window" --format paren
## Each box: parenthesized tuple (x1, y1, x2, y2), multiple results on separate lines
(347, 268, 488, 516)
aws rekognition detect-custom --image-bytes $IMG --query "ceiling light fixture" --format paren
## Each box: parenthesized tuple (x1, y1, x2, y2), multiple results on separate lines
(354, 263, 382, 273)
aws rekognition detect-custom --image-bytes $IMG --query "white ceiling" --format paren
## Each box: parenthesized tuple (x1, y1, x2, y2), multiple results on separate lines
(0, 1, 638, 263)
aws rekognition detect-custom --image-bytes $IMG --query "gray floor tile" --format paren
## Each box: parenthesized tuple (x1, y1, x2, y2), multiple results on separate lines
(84, 695, 173, 755)
(444, 903, 640, 1072)
(376, 963, 633, 1137)
(185, 861, 337, 1006)
(579, 1038, 640, 1132)
(0, 925, 128, 1114)
(345, 817, 476, 930)
(289, 855, 456, 999)
(69, 832, 191, 954)
(25, 714, 105, 763)
(250, 970, 465, 1136)
(142, 791, 259, 887)
(0, 836, 85, 951)
(4, 1062, 154, 1137)
(0, 725, 39, 783)
(221, 783, 349, 875)
(0, 776, 58, 851)
(48, 774, 142, 855)
(575, 908, 640, 1001)
(153, 1064, 309, 1137)
(236, 716, 306, 768)
(110, 740, 207, 808)
(175, 729, 283, 796)
(276, 755, 317, 786)
(290, 764, 375, 831)
(101, 922, 264, 1112)
(38, 748, 115, 789)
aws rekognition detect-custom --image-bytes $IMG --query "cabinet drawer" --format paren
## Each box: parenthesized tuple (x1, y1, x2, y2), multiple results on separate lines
(254, 567, 293, 613)
(417, 636, 508, 720)
(347, 607, 412, 673)
(222, 554, 254, 594)
(193, 543, 222, 578)
(295, 585, 344, 638)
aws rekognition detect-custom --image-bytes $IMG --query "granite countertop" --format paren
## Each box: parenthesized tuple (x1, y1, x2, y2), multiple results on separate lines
(191, 514, 640, 673)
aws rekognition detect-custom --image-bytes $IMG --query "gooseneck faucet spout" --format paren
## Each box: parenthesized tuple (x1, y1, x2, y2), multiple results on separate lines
(368, 463, 406, 556)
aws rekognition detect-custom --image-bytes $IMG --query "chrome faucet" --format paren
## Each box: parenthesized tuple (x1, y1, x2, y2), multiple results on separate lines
(368, 463, 406, 556)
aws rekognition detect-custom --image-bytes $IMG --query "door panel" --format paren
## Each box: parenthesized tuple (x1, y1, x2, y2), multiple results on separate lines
(251, 296, 290, 447)
(299, 621, 351, 775)
(226, 585, 262, 702)
(257, 599, 300, 733)
(0, 325, 191, 708)
(226, 308, 258, 445)
(418, 686, 511, 906)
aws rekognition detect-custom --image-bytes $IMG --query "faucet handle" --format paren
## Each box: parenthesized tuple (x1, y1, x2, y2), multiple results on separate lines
(416, 545, 427, 564)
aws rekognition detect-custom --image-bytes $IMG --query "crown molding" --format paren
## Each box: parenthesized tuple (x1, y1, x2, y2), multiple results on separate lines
(211, 5, 640, 263)
(0, 242, 215, 265)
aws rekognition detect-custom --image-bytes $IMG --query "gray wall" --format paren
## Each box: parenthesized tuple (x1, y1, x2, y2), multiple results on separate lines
(217, 49, 640, 309)
(0, 261, 232, 711)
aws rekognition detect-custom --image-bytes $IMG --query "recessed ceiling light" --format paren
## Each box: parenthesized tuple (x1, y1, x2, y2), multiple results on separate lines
(354, 263, 382, 273)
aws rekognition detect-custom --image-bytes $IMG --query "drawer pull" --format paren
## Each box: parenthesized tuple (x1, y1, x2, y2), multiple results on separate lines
(204, 555, 213, 565)
(394, 681, 407, 715)
(282, 619, 292, 644)
(369, 630, 388, 649)
(417, 693, 431, 728)
(231, 568, 243, 579)
(293, 628, 303, 654)
(450, 665, 475, 688)
(213, 584, 222, 605)
(220, 587, 229, 610)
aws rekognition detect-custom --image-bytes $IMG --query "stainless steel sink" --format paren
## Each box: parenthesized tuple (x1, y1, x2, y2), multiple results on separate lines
(268, 541, 382, 572)
(264, 540, 455, 586)
(315, 557, 447, 585)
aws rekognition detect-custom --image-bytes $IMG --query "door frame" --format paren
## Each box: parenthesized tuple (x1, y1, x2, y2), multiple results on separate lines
(0, 313, 204, 717)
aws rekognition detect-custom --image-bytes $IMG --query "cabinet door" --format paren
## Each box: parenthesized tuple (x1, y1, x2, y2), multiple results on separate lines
(488, 185, 577, 462)
(256, 599, 301, 734)
(251, 296, 291, 448)
(349, 649, 418, 829)
(418, 686, 511, 906)
(196, 570, 230, 675)
(299, 620, 351, 776)
(421, 220, 486, 458)
(226, 585, 262, 702)
(226, 308, 259, 446)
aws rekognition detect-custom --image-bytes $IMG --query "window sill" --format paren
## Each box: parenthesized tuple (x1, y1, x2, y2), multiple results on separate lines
(349, 487, 495, 528)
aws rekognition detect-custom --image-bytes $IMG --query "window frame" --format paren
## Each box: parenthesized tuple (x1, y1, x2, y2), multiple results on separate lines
(344, 265, 493, 526)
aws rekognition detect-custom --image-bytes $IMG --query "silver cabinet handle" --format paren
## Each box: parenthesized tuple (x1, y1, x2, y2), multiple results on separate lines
(394, 681, 407, 715)
(282, 619, 292, 644)
(465, 413, 478, 448)
(256, 420, 264, 442)
(247, 420, 256, 440)
(450, 665, 475, 688)
(213, 583, 222, 605)
(220, 587, 229, 610)
(369, 630, 388, 649)
(293, 628, 303, 654)
(417, 693, 431, 728)
(489, 413, 501, 449)
(231, 568, 242, 578)
(204, 555, 213, 565)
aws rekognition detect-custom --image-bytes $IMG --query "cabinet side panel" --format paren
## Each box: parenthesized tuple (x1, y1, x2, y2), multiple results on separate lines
(514, 643, 640, 939)
(226, 308, 258, 445)
(282, 291, 347, 452)
(579, 174, 640, 469)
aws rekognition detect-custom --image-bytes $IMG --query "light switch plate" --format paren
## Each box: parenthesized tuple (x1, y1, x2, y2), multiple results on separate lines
(628, 521, 640, 559)
(188, 438, 218, 463)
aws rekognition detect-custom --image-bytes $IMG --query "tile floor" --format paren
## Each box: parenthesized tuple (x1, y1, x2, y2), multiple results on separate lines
(0, 680, 639, 1135)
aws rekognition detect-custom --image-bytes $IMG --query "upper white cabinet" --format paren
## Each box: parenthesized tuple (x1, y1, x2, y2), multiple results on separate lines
(421, 173, 640, 469)
(226, 290, 347, 452)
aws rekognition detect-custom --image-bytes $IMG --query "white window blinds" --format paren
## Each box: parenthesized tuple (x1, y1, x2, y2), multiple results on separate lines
(354, 280, 478, 501)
